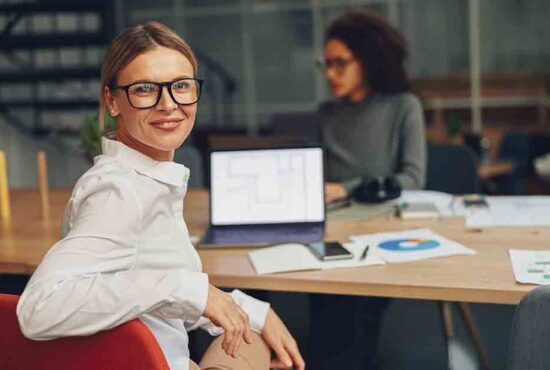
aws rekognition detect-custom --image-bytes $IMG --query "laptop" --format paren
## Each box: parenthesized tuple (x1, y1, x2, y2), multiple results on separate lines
(200, 146, 325, 248)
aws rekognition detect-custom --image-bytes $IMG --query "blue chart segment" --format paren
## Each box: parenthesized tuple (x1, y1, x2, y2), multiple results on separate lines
(379, 239, 440, 252)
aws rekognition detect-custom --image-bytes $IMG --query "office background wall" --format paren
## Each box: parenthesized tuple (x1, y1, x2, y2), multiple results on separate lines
(0, 117, 89, 187)
(1, 0, 549, 186)
(128, 0, 550, 129)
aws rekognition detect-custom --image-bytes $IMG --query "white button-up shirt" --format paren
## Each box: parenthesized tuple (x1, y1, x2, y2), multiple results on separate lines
(17, 138, 270, 370)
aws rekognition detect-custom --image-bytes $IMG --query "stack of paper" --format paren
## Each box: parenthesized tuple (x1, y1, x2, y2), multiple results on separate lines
(396, 202, 440, 220)
(509, 249, 550, 285)
(248, 242, 385, 275)
(351, 228, 476, 263)
(397, 190, 456, 217)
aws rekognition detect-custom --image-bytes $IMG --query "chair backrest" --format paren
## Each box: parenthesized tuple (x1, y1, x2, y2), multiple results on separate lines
(0, 294, 169, 370)
(508, 286, 550, 370)
(426, 143, 480, 194)
(174, 143, 205, 187)
(207, 134, 307, 151)
(498, 131, 530, 174)
(268, 112, 321, 144)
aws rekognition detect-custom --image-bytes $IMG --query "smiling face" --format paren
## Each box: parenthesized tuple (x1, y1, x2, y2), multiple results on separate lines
(324, 39, 368, 102)
(104, 46, 197, 161)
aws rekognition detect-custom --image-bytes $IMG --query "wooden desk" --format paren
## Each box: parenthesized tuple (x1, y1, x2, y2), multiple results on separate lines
(1, 188, 547, 305)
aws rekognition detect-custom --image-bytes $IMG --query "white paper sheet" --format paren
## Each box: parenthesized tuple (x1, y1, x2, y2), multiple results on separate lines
(509, 249, 550, 285)
(351, 228, 476, 263)
(328, 190, 457, 221)
(488, 196, 550, 211)
(248, 242, 385, 275)
(467, 212, 550, 228)
(466, 196, 550, 228)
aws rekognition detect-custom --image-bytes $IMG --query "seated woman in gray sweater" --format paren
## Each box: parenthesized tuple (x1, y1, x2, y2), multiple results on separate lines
(308, 10, 426, 370)
(320, 11, 426, 204)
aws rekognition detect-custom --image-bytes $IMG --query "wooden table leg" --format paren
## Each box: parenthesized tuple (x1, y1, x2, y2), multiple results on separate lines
(457, 302, 491, 370)
(37, 151, 50, 220)
(439, 301, 454, 369)
(0, 151, 11, 223)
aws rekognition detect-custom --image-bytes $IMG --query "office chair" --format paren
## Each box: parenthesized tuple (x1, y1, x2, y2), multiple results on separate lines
(426, 143, 480, 194)
(0, 294, 169, 370)
(268, 112, 322, 144)
(426, 143, 490, 370)
(508, 285, 550, 370)
(174, 143, 205, 188)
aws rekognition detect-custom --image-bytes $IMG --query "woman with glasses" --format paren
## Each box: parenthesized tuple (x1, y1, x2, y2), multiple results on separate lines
(17, 22, 304, 370)
(309, 10, 426, 370)
(319, 10, 426, 204)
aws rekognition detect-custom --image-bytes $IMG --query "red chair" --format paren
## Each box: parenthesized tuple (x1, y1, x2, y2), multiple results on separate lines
(0, 294, 170, 370)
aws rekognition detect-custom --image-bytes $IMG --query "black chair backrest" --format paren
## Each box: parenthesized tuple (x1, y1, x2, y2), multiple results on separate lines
(173, 144, 204, 188)
(426, 143, 480, 194)
(508, 285, 550, 370)
(268, 112, 321, 144)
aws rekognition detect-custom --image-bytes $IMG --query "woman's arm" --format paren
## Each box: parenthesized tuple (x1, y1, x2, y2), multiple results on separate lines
(17, 174, 208, 340)
(396, 95, 427, 190)
(190, 290, 269, 338)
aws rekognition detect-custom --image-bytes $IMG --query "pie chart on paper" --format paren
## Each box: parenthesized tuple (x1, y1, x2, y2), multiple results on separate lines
(378, 238, 440, 252)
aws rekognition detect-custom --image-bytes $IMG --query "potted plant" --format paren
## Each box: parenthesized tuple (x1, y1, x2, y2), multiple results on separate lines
(80, 114, 117, 162)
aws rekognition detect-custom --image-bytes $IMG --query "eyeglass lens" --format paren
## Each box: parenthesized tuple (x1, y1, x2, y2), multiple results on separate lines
(127, 79, 200, 108)
(318, 57, 354, 73)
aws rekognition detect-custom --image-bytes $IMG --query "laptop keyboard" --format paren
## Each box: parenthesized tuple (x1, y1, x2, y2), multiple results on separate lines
(205, 224, 324, 245)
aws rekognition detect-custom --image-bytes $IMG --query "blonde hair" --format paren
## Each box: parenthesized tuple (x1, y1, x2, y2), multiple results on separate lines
(99, 21, 197, 128)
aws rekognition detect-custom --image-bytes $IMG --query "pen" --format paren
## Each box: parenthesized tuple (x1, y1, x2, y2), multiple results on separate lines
(360, 245, 370, 261)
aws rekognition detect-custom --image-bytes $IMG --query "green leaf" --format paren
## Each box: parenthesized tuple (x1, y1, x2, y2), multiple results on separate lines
(80, 113, 118, 160)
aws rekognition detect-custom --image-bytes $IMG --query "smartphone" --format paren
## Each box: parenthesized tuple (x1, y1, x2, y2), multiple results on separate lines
(463, 194, 489, 209)
(307, 241, 354, 261)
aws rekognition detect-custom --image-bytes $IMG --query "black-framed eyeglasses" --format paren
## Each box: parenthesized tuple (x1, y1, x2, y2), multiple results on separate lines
(110, 78, 204, 109)
(315, 56, 355, 74)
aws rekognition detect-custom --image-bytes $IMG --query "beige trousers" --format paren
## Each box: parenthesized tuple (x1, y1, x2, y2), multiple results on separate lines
(189, 332, 270, 370)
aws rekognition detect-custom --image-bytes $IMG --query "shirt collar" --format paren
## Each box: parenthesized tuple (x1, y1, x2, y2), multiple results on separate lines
(100, 137, 190, 187)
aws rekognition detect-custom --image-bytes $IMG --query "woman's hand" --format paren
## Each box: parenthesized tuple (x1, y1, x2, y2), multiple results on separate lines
(325, 182, 348, 203)
(202, 284, 253, 358)
(262, 308, 305, 370)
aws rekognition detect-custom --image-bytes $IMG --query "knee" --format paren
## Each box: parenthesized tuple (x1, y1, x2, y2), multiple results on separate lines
(200, 331, 270, 370)
(237, 331, 270, 364)
(250, 331, 270, 357)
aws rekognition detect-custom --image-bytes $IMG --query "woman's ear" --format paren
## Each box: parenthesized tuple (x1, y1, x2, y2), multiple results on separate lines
(104, 86, 119, 117)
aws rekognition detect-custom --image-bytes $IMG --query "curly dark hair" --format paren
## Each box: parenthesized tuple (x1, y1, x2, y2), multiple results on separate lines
(326, 10, 410, 94)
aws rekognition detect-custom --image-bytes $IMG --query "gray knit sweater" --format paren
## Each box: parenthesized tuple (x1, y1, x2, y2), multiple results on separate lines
(320, 92, 426, 194)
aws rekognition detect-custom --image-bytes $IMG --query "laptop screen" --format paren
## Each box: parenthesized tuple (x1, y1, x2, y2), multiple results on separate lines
(210, 147, 325, 226)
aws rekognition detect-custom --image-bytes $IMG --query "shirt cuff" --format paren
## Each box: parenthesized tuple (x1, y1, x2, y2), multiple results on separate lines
(230, 290, 270, 333)
(177, 270, 209, 322)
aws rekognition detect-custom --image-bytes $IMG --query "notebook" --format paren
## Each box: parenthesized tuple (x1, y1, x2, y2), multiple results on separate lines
(200, 146, 325, 248)
(248, 242, 385, 274)
(396, 202, 440, 220)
